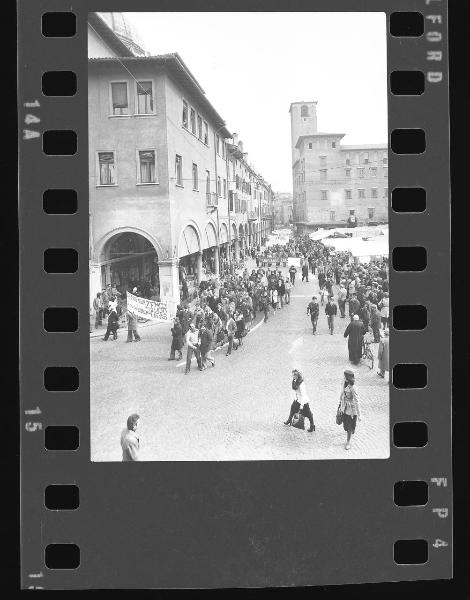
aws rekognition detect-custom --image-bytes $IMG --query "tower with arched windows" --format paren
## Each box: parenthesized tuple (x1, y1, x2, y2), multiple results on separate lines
(289, 101, 318, 165)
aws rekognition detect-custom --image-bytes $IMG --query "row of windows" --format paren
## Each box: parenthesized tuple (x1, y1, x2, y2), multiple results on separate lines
(109, 80, 155, 116)
(346, 166, 388, 178)
(345, 153, 388, 166)
(96, 150, 157, 186)
(182, 99, 211, 147)
(307, 140, 337, 150)
(320, 188, 388, 200)
(328, 208, 378, 221)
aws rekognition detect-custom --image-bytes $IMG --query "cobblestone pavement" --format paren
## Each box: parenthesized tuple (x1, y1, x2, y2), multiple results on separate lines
(91, 264, 389, 461)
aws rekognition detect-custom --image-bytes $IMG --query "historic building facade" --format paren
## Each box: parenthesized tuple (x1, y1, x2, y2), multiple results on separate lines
(290, 101, 388, 233)
(88, 16, 274, 314)
(273, 192, 293, 227)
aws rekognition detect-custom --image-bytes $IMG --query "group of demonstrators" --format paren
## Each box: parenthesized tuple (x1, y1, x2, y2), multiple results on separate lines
(169, 265, 295, 374)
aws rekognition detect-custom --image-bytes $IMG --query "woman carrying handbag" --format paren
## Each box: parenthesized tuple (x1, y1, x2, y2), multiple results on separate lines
(337, 370, 362, 450)
(284, 369, 315, 433)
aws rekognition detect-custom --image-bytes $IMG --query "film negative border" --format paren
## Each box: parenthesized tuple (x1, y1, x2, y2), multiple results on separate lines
(19, 0, 452, 589)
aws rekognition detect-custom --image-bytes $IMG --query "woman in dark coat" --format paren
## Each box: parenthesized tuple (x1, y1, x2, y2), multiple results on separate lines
(168, 318, 183, 360)
(343, 314, 364, 365)
(103, 306, 119, 341)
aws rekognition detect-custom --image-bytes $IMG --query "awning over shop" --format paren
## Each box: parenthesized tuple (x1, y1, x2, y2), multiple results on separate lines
(179, 225, 200, 257)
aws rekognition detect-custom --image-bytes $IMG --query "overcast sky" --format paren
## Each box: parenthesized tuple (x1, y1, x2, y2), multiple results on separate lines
(127, 12, 387, 192)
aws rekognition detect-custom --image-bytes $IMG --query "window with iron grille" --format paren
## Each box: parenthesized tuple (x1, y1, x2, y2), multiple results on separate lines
(98, 152, 116, 185)
(136, 81, 153, 114)
(138, 150, 156, 183)
(111, 82, 129, 115)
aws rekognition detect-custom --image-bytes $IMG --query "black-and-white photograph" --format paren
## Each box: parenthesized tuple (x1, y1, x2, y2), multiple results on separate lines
(88, 11, 390, 461)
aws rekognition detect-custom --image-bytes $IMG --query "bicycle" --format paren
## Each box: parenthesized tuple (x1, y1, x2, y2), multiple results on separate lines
(362, 340, 374, 370)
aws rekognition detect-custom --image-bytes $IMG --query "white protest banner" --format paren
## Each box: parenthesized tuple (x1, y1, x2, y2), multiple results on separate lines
(126, 292, 170, 322)
(287, 257, 301, 268)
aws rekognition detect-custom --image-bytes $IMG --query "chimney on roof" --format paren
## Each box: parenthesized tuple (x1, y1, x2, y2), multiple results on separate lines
(232, 132, 238, 146)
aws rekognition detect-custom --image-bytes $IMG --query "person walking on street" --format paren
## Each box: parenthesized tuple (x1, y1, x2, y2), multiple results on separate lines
(377, 329, 389, 378)
(307, 296, 320, 335)
(301, 262, 309, 283)
(169, 317, 183, 361)
(103, 303, 119, 341)
(343, 314, 364, 364)
(337, 284, 347, 318)
(271, 287, 279, 313)
(370, 304, 381, 342)
(284, 277, 292, 304)
(289, 264, 297, 285)
(284, 369, 315, 432)
(225, 313, 238, 356)
(338, 370, 362, 450)
(325, 295, 338, 334)
(348, 293, 360, 319)
(93, 292, 103, 328)
(126, 310, 141, 342)
(307, 296, 320, 334)
(199, 324, 215, 369)
(379, 292, 389, 329)
(260, 287, 270, 322)
(185, 323, 202, 374)
(120, 414, 140, 461)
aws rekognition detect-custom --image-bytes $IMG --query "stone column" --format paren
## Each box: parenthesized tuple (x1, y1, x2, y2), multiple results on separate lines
(214, 246, 220, 277)
(196, 251, 203, 283)
(158, 258, 180, 318)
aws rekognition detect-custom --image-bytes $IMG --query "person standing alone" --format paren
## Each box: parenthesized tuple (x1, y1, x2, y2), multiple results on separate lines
(338, 371, 361, 450)
(120, 414, 140, 461)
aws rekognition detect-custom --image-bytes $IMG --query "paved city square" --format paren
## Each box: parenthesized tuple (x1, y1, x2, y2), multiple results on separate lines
(91, 266, 389, 461)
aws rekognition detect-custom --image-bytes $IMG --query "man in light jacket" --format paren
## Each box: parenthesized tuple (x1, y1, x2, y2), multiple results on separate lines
(185, 323, 202, 374)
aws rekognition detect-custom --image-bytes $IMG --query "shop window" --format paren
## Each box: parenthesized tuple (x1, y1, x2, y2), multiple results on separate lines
(175, 154, 183, 186)
(138, 150, 156, 184)
(98, 152, 116, 186)
(110, 82, 129, 116)
(136, 81, 153, 114)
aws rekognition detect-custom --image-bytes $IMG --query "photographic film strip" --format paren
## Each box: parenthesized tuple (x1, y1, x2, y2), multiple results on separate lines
(19, 0, 451, 589)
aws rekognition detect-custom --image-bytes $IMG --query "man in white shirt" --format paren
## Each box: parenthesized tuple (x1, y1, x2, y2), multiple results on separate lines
(185, 323, 202, 374)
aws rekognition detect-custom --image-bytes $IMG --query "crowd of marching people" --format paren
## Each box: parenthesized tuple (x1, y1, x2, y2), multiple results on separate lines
(170, 265, 295, 374)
